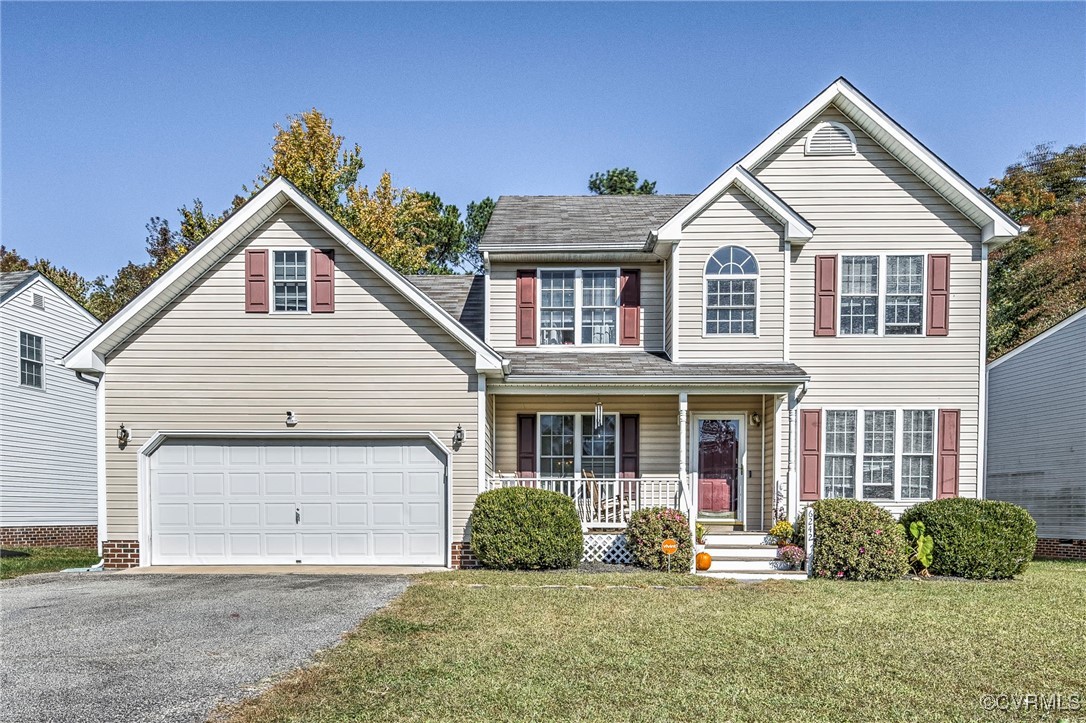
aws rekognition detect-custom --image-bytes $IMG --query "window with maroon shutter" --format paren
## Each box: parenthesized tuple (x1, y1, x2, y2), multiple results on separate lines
(937, 409, 960, 498)
(799, 409, 822, 500)
(927, 254, 950, 336)
(814, 255, 837, 336)
(245, 249, 269, 313)
(311, 249, 335, 313)
(620, 415, 640, 478)
(619, 269, 641, 346)
(516, 414, 536, 478)
(516, 270, 537, 346)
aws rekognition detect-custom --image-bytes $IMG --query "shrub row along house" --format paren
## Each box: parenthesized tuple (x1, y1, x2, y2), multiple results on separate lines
(60, 78, 1024, 575)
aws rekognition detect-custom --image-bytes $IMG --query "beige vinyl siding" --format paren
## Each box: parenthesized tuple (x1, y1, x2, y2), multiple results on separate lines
(103, 203, 480, 540)
(754, 107, 984, 501)
(0, 280, 98, 526)
(677, 189, 786, 361)
(663, 256, 674, 357)
(489, 262, 666, 351)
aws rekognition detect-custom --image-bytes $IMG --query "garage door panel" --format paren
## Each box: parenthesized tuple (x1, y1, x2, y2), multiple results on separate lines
(150, 439, 445, 566)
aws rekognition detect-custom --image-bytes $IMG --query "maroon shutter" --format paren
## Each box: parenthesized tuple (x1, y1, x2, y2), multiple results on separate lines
(937, 409, 960, 498)
(516, 270, 537, 346)
(311, 249, 335, 313)
(245, 249, 269, 313)
(620, 414, 640, 478)
(927, 254, 950, 336)
(799, 409, 822, 501)
(516, 414, 536, 478)
(814, 255, 837, 337)
(619, 269, 641, 346)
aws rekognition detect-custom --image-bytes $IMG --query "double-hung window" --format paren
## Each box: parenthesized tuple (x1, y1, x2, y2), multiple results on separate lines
(704, 246, 759, 335)
(273, 250, 308, 313)
(19, 332, 43, 389)
(823, 408, 936, 501)
(840, 255, 924, 335)
(538, 413, 618, 477)
(538, 269, 619, 346)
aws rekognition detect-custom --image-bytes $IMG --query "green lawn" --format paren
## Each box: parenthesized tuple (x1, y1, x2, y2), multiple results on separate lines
(221, 562, 1086, 722)
(0, 546, 99, 580)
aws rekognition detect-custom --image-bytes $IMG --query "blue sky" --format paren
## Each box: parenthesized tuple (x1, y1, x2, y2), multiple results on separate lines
(3, 2, 1084, 279)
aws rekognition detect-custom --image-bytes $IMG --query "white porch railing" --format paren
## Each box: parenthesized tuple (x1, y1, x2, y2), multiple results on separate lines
(486, 477, 684, 529)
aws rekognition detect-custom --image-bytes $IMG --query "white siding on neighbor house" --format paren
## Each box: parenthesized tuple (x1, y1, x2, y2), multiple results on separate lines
(488, 262, 666, 351)
(103, 204, 480, 541)
(986, 313, 1086, 539)
(676, 189, 786, 361)
(753, 107, 986, 504)
(1, 279, 98, 526)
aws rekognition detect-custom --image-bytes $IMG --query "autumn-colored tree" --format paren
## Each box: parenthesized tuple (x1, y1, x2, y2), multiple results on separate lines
(341, 172, 436, 274)
(984, 143, 1086, 358)
(588, 167, 657, 195)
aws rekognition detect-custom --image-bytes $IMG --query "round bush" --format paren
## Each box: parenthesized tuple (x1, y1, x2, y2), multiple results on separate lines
(469, 487, 583, 569)
(810, 499, 910, 581)
(900, 498, 1036, 579)
(626, 507, 692, 572)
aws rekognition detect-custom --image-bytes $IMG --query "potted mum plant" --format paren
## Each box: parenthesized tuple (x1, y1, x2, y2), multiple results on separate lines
(769, 519, 794, 547)
(777, 543, 806, 570)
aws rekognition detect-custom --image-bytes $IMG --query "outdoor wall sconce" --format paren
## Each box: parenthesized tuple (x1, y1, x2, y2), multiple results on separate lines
(452, 424, 465, 448)
(285, 411, 298, 427)
(116, 424, 130, 445)
(751, 413, 762, 427)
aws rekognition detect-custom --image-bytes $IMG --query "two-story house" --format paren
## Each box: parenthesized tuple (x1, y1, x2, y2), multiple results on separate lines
(62, 78, 1021, 574)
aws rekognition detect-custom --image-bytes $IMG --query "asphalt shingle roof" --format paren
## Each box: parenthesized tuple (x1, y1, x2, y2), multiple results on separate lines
(0, 271, 38, 303)
(504, 350, 807, 381)
(479, 195, 695, 253)
(406, 275, 485, 339)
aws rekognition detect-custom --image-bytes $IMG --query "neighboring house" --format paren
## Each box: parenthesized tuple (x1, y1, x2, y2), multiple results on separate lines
(986, 309, 1086, 561)
(1, 271, 99, 548)
(62, 78, 1022, 577)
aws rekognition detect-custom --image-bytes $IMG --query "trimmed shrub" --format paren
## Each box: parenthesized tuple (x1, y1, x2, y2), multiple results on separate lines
(810, 499, 910, 581)
(469, 487, 583, 570)
(626, 507, 692, 572)
(900, 498, 1036, 579)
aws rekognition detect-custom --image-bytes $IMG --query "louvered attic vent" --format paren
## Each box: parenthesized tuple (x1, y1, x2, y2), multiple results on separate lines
(32, 293, 44, 309)
(804, 121, 856, 156)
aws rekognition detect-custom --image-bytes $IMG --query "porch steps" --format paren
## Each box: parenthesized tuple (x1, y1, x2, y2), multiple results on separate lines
(696, 532, 807, 582)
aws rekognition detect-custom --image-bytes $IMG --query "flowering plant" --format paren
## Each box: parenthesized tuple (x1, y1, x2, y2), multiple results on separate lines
(769, 519, 794, 541)
(777, 544, 806, 568)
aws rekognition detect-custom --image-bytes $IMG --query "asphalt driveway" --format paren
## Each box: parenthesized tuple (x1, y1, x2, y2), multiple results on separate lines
(0, 572, 409, 723)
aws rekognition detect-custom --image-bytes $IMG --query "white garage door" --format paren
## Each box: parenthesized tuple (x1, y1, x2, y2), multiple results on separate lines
(149, 438, 446, 566)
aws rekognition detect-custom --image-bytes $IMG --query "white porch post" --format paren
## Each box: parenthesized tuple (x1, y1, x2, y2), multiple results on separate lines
(678, 392, 692, 549)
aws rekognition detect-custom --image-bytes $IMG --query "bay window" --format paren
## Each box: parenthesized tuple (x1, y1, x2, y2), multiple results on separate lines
(823, 408, 936, 501)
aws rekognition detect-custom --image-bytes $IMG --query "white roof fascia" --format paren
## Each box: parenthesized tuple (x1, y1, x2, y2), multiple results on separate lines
(986, 307, 1086, 371)
(656, 165, 815, 244)
(0, 273, 101, 326)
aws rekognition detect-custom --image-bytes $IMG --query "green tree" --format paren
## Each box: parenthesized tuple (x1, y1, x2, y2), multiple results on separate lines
(460, 197, 495, 273)
(588, 167, 657, 195)
(417, 191, 465, 274)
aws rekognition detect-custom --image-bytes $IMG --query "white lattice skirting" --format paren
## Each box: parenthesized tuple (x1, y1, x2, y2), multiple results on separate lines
(582, 534, 633, 564)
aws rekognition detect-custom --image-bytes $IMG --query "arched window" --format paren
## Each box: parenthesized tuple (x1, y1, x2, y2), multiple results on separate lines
(704, 246, 759, 335)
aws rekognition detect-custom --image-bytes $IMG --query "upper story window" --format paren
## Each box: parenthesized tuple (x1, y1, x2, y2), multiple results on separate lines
(840, 255, 924, 336)
(823, 408, 935, 501)
(19, 332, 43, 389)
(704, 246, 759, 335)
(273, 250, 308, 313)
(539, 269, 618, 346)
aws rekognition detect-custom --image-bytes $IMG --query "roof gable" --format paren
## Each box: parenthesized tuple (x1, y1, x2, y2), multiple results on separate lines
(0, 270, 100, 325)
(62, 178, 504, 373)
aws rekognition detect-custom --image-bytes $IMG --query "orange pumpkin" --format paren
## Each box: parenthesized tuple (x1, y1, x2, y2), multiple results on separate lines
(695, 551, 712, 571)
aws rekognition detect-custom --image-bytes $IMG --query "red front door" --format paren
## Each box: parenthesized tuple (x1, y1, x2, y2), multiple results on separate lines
(697, 419, 739, 516)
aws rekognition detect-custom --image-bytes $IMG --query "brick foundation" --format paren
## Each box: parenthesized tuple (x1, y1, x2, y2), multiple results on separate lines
(1034, 537, 1086, 561)
(102, 540, 141, 569)
(0, 525, 97, 549)
(451, 542, 480, 569)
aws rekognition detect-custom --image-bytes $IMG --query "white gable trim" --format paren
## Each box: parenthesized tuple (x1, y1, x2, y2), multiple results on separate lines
(735, 78, 1022, 246)
(656, 165, 815, 244)
(62, 177, 505, 373)
(986, 307, 1086, 370)
(0, 273, 100, 326)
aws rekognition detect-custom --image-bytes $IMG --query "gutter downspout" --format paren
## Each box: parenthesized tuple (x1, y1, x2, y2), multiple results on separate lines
(70, 368, 105, 571)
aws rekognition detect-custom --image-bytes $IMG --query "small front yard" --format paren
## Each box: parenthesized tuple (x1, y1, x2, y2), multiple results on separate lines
(0, 546, 99, 580)
(221, 561, 1086, 722)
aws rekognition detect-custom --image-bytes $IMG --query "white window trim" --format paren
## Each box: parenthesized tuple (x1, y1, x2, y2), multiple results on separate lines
(821, 407, 938, 502)
(804, 121, 857, 156)
(536, 268, 623, 348)
(18, 331, 45, 391)
(535, 411, 621, 478)
(269, 247, 312, 315)
(702, 246, 761, 338)
(837, 253, 926, 337)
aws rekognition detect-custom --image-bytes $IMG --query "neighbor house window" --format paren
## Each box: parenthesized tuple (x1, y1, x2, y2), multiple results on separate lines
(273, 250, 308, 312)
(840, 255, 924, 335)
(823, 408, 936, 501)
(538, 413, 618, 477)
(538, 269, 618, 346)
(704, 246, 758, 335)
(19, 332, 43, 389)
